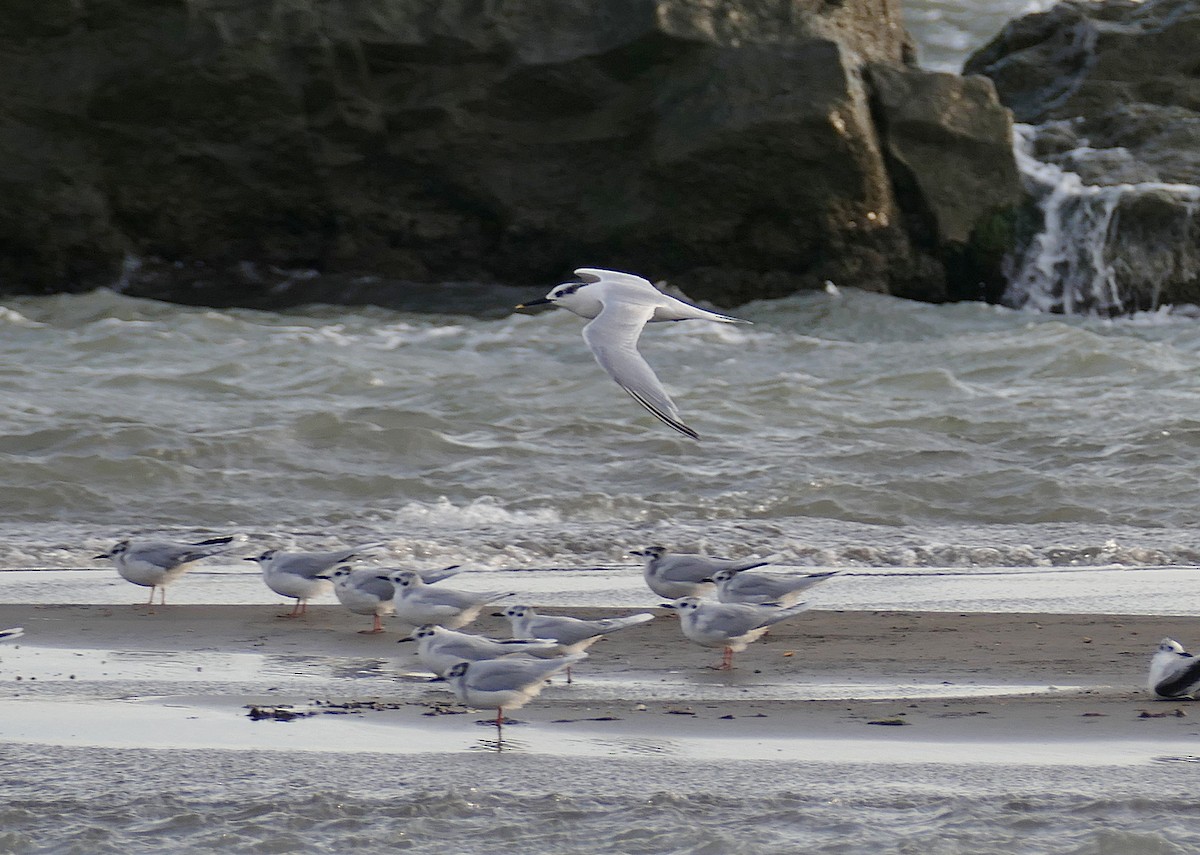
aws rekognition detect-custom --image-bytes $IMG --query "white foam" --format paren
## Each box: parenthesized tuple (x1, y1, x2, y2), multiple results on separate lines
(1005, 124, 1200, 315)
(0, 306, 43, 327)
(390, 497, 562, 527)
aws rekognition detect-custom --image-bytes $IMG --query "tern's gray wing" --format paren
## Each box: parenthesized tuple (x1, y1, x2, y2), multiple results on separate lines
(657, 556, 721, 584)
(728, 574, 804, 600)
(526, 615, 596, 645)
(469, 656, 580, 691)
(413, 587, 494, 609)
(695, 604, 771, 637)
(280, 552, 353, 578)
(352, 575, 394, 601)
(312, 549, 361, 566)
(753, 602, 812, 628)
(435, 637, 499, 660)
(419, 565, 464, 585)
(582, 300, 699, 440)
(133, 543, 212, 568)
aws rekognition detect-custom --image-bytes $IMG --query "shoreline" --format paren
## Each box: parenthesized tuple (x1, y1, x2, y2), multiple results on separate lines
(3, 604, 1199, 760)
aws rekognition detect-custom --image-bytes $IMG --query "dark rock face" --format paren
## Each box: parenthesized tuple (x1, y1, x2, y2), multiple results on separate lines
(868, 64, 1022, 303)
(966, 0, 1200, 313)
(966, 0, 1200, 185)
(0, 0, 1021, 309)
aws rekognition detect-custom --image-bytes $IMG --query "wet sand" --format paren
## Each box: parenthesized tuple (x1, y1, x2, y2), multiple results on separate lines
(3, 603, 1199, 754)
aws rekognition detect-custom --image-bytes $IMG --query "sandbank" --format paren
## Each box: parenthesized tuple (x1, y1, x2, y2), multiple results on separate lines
(2, 603, 1198, 762)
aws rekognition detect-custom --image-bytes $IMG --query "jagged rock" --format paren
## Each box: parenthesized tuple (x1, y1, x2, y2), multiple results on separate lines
(0, 0, 1020, 308)
(966, 0, 1200, 313)
(966, 0, 1200, 185)
(868, 64, 1023, 302)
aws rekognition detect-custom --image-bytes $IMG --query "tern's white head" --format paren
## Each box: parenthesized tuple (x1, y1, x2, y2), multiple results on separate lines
(631, 546, 666, 561)
(517, 268, 655, 319)
(517, 278, 602, 318)
(94, 539, 130, 560)
(1158, 638, 1186, 655)
(385, 569, 422, 589)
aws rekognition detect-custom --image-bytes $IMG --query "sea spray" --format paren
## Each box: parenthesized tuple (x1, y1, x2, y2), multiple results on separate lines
(1003, 124, 1200, 315)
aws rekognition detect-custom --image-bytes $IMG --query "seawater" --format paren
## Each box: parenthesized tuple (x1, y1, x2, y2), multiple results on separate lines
(3, 744, 1200, 855)
(5, 4, 1200, 854)
(4, 286, 1200, 577)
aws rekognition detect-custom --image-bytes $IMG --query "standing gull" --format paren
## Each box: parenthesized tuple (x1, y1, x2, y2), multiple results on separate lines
(712, 567, 839, 607)
(382, 569, 512, 631)
(247, 546, 378, 618)
(667, 596, 811, 670)
(516, 267, 750, 439)
(497, 604, 655, 682)
(328, 565, 463, 634)
(412, 624, 561, 678)
(95, 536, 235, 606)
(445, 653, 587, 727)
(632, 545, 770, 600)
(1148, 637, 1200, 698)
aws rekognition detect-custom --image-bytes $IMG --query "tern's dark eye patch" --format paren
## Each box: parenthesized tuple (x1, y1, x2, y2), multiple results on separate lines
(556, 281, 589, 297)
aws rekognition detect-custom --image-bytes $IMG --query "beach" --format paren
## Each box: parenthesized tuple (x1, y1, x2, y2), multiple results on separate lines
(4, 602, 1198, 754)
(8, 598, 1200, 853)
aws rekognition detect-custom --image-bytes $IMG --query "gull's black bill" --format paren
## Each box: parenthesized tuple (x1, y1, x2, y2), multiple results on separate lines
(515, 298, 552, 309)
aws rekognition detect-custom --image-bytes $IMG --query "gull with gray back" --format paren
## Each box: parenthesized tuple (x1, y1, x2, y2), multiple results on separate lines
(328, 564, 463, 634)
(631, 545, 770, 600)
(497, 604, 655, 682)
(445, 653, 587, 727)
(668, 596, 812, 670)
(95, 535, 236, 606)
(246, 545, 381, 617)
(712, 567, 839, 607)
(412, 624, 562, 678)
(1148, 637, 1200, 699)
(382, 569, 512, 630)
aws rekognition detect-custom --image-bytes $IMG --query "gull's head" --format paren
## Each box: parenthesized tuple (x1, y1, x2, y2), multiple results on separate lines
(668, 597, 702, 614)
(446, 661, 470, 679)
(95, 539, 130, 560)
(1158, 638, 1186, 655)
(502, 604, 532, 620)
(711, 569, 739, 584)
(414, 625, 440, 640)
(387, 569, 421, 588)
(244, 549, 277, 564)
(329, 566, 353, 581)
(630, 546, 666, 560)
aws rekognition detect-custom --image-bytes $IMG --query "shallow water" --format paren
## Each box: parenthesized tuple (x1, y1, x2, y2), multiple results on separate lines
(4, 564, 1200, 614)
(3, 742, 1200, 855)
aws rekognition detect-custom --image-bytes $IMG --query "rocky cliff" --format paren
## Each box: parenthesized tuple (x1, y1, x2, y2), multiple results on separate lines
(966, 0, 1200, 314)
(0, 0, 1022, 309)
